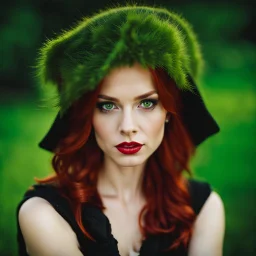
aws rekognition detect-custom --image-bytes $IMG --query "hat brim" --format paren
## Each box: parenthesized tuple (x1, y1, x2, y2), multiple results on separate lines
(38, 109, 71, 152)
(39, 76, 220, 152)
(180, 76, 220, 146)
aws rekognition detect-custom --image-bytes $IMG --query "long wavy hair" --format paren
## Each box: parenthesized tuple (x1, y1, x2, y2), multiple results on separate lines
(39, 67, 196, 250)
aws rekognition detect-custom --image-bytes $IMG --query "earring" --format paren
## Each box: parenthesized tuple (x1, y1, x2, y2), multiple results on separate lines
(165, 119, 169, 123)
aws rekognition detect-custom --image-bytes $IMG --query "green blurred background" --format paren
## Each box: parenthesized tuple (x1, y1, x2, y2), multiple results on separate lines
(0, 0, 255, 255)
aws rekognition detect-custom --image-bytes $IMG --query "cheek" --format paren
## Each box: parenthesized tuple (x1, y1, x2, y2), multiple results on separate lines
(143, 110, 166, 142)
(148, 119, 165, 137)
(92, 112, 112, 145)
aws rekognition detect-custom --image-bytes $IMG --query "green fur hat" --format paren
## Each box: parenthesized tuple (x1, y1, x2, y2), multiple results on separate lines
(36, 5, 203, 113)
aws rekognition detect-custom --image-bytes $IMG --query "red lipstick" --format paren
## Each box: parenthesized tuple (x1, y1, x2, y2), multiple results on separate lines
(115, 142, 143, 155)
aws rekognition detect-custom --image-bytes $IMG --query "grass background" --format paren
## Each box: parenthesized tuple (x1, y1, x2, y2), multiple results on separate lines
(0, 1, 255, 255)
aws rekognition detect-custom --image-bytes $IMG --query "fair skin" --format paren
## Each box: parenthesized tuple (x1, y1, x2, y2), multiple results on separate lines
(93, 63, 167, 254)
(19, 64, 225, 256)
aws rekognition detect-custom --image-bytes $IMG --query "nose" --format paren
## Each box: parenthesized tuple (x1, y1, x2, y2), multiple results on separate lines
(119, 108, 138, 137)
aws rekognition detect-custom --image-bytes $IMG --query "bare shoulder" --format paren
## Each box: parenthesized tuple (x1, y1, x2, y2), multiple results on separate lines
(188, 191, 225, 256)
(18, 197, 83, 256)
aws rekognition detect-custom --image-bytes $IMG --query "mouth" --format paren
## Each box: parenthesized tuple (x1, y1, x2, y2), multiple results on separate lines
(115, 142, 143, 155)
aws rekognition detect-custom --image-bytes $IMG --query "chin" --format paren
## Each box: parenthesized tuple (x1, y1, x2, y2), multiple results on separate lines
(112, 154, 148, 167)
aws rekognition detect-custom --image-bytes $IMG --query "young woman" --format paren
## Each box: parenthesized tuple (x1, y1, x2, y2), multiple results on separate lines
(17, 5, 225, 256)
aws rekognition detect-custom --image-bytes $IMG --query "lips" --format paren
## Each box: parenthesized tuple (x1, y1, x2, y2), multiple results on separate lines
(116, 142, 143, 147)
(115, 142, 143, 155)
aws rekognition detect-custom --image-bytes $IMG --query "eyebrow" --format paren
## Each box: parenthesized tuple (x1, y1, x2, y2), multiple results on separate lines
(98, 90, 158, 102)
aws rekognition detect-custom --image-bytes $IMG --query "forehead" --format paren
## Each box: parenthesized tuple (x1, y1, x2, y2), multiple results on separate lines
(99, 64, 156, 96)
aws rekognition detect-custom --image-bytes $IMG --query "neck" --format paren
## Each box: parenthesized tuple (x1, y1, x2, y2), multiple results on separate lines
(97, 160, 146, 204)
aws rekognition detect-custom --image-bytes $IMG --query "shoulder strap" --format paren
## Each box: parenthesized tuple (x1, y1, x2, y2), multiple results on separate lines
(187, 179, 212, 215)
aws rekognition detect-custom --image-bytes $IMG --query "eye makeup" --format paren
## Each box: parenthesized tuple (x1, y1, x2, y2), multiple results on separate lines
(96, 98, 159, 113)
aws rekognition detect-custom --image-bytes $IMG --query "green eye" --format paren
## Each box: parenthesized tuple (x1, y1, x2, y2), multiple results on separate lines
(141, 101, 153, 108)
(96, 102, 116, 112)
(140, 99, 158, 109)
(102, 103, 114, 110)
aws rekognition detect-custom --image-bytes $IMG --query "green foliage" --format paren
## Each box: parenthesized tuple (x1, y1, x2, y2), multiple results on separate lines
(0, 98, 55, 255)
(175, 2, 249, 41)
(0, 6, 41, 73)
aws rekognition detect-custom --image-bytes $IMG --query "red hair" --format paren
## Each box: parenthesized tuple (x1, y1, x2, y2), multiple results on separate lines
(39, 68, 196, 250)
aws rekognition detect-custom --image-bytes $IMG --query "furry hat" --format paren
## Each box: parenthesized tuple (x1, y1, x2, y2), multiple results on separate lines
(37, 5, 220, 151)
(37, 6, 203, 112)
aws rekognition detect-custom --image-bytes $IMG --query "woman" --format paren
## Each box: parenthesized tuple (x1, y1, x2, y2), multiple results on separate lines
(17, 5, 225, 256)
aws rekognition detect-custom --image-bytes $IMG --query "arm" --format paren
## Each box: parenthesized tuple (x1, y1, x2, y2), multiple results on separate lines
(188, 191, 225, 256)
(18, 197, 83, 256)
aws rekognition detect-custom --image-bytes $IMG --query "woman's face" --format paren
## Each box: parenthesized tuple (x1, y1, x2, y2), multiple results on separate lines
(92, 63, 167, 167)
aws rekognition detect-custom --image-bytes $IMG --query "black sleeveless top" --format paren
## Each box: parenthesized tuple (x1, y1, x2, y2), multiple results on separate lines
(17, 179, 211, 256)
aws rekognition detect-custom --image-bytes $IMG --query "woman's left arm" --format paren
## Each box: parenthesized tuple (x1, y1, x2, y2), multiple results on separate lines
(188, 191, 225, 256)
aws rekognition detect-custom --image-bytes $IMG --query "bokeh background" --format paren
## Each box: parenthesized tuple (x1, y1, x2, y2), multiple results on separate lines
(0, 0, 255, 255)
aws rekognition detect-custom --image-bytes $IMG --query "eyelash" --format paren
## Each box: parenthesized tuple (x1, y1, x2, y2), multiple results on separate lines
(96, 99, 159, 113)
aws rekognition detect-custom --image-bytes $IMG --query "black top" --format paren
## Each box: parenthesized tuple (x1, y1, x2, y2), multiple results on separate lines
(17, 179, 211, 256)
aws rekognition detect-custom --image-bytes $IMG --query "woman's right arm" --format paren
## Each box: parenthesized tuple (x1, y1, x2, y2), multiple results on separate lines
(18, 197, 83, 256)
